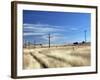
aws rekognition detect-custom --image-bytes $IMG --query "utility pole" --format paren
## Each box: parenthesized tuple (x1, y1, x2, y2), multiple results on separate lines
(33, 40, 36, 48)
(26, 40, 28, 48)
(84, 30, 87, 42)
(48, 33, 51, 48)
(24, 40, 27, 48)
(28, 41, 31, 49)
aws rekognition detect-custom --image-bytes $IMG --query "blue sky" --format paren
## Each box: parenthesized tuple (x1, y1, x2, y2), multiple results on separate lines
(23, 10, 91, 45)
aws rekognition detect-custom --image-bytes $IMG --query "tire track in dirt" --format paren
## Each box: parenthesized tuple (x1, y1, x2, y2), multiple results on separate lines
(30, 51, 72, 68)
(38, 51, 72, 66)
(38, 50, 90, 67)
(29, 52, 48, 68)
(24, 46, 90, 68)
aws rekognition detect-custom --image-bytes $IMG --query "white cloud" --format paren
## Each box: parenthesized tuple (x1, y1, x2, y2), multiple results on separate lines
(23, 23, 65, 34)
(23, 32, 45, 36)
(70, 27, 78, 31)
(23, 23, 70, 44)
(24, 23, 49, 27)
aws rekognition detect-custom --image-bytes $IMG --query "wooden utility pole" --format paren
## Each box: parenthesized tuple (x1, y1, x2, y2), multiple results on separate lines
(33, 40, 36, 48)
(23, 40, 26, 48)
(25, 40, 28, 48)
(48, 33, 51, 48)
(27, 41, 30, 49)
(84, 30, 87, 42)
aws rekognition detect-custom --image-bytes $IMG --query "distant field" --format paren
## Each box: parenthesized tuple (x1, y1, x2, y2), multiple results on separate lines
(23, 44, 91, 69)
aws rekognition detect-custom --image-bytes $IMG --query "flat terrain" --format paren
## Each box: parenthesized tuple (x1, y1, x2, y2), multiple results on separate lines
(23, 45, 91, 69)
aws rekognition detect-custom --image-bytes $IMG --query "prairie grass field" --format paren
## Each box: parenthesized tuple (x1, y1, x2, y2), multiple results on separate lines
(23, 44, 91, 69)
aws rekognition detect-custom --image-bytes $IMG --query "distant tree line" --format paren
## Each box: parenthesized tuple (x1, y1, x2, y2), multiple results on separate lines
(73, 41, 86, 45)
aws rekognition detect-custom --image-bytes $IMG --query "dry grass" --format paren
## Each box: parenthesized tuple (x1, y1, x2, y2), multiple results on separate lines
(23, 45, 91, 69)
(23, 52, 42, 69)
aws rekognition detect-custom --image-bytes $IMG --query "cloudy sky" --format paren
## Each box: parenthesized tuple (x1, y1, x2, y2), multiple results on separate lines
(23, 10, 91, 45)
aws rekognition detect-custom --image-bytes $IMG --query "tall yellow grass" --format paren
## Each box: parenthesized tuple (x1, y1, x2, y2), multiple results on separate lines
(23, 45, 90, 69)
